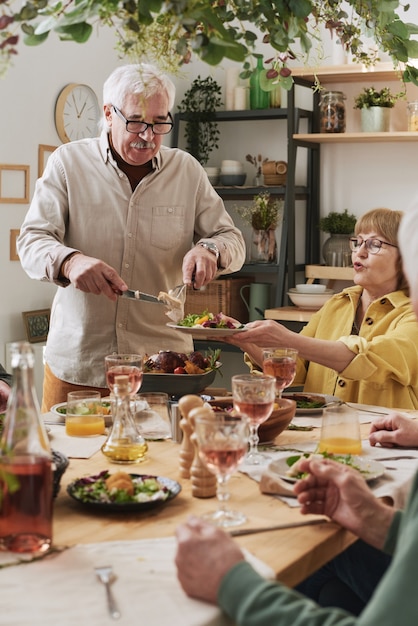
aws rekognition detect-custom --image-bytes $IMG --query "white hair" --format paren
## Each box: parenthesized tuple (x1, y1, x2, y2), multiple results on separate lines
(102, 64, 176, 127)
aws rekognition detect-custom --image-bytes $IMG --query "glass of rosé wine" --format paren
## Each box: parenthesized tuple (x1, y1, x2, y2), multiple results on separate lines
(231, 374, 276, 465)
(104, 354, 144, 397)
(262, 348, 298, 399)
(194, 412, 250, 527)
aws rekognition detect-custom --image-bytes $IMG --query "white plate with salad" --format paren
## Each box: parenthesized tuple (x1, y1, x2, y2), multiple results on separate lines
(167, 323, 247, 338)
(167, 311, 247, 338)
(269, 453, 385, 483)
(282, 392, 338, 415)
(49, 400, 113, 426)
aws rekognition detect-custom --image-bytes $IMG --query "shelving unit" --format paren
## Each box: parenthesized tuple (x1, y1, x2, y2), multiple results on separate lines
(295, 131, 418, 144)
(293, 63, 418, 144)
(172, 80, 321, 308)
(291, 62, 401, 84)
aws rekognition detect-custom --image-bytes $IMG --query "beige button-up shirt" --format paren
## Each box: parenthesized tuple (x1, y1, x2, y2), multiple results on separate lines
(17, 132, 245, 387)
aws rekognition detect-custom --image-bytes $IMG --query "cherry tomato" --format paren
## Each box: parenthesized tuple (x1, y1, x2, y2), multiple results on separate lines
(174, 367, 187, 375)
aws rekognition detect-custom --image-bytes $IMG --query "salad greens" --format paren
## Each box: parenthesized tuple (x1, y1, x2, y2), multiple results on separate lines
(178, 310, 244, 329)
(70, 470, 171, 504)
(56, 401, 111, 416)
(286, 451, 363, 480)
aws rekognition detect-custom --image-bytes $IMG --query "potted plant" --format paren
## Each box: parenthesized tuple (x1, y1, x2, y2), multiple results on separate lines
(177, 76, 223, 167)
(235, 192, 284, 263)
(319, 209, 357, 267)
(354, 86, 403, 132)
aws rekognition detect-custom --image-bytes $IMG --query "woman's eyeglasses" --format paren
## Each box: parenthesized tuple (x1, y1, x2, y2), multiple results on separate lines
(349, 237, 398, 255)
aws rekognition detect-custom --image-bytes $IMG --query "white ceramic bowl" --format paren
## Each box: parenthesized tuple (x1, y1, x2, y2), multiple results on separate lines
(204, 167, 220, 177)
(295, 283, 327, 294)
(220, 166, 244, 175)
(220, 173, 246, 186)
(221, 159, 242, 168)
(287, 288, 334, 309)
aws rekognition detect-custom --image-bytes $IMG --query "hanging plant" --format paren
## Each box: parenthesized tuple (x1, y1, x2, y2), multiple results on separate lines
(1, 1, 418, 87)
(177, 76, 223, 166)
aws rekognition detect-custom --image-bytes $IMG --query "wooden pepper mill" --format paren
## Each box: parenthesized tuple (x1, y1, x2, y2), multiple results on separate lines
(188, 406, 217, 499)
(178, 395, 205, 479)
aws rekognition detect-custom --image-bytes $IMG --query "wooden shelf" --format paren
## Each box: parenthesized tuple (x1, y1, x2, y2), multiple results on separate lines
(305, 265, 354, 281)
(264, 306, 317, 322)
(294, 131, 418, 144)
(291, 62, 402, 84)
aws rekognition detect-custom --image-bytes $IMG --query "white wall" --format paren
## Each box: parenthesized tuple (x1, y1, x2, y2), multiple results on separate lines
(2, 9, 418, 369)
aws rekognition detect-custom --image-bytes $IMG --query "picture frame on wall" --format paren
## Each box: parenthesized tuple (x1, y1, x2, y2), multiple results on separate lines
(9, 229, 20, 261)
(0, 164, 30, 204)
(38, 145, 58, 178)
(22, 309, 51, 343)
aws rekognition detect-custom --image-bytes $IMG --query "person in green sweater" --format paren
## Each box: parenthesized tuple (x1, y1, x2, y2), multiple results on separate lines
(0, 363, 12, 413)
(175, 207, 418, 625)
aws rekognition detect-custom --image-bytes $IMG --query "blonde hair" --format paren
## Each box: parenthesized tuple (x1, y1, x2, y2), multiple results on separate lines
(355, 207, 408, 292)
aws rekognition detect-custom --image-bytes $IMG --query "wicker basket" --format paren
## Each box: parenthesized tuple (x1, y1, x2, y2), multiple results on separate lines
(185, 277, 254, 323)
(262, 160, 287, 186)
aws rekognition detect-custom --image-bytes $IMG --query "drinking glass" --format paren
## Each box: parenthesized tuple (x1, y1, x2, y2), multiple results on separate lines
(231, 374, 276, 465)
(104, 354, 143, 396)
(262, 347, 298, 398)
(66, 390, 105, 437)
(194, 412, 250, 528)
(319, 402, 362, 455)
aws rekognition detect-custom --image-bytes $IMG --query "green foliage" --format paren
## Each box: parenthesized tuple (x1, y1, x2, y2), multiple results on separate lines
(354, 86, 403, 109)
(1, 0, 418, 88)
(319, 209, 357, 234)
(177, 76, 222, 166)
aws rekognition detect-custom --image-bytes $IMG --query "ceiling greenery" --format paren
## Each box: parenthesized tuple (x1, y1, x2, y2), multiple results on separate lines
(1, 0, 418, 86)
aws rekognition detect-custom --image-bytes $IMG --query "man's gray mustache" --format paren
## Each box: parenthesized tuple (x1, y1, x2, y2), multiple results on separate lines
(130, 141, 156, 149)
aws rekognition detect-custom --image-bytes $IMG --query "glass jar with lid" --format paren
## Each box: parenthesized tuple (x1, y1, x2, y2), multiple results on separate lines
(319, 90, 346, 133)
(407, 101, 418, 131)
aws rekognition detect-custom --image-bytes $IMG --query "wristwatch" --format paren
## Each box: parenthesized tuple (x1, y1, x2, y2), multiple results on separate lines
(197, 241, 220, 263)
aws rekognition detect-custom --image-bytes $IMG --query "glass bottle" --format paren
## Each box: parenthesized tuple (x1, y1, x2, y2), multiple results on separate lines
(407, 101, 418, 131)
(249, 57, 269, 110)
(319, 90, 346, 133)
(101, 375, 148, 463)
(0, 342, 53, 553)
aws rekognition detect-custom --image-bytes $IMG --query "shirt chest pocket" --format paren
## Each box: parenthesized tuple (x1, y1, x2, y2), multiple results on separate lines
(150, 205, 186, 250)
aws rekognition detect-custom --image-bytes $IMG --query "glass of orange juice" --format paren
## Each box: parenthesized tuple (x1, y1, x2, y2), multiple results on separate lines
(318, 402, 362, 455)
(66, 390, 105, 437)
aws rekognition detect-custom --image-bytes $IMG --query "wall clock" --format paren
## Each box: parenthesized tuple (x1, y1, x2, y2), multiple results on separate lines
(55, 83, 101, 143)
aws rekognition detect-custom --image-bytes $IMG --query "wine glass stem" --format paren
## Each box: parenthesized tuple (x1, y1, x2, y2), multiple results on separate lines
(216, 475, 231, 513)
(248, 423, 260, 457)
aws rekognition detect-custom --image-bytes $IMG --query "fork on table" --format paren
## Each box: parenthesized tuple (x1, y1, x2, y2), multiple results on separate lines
(95, 565, 121, 620)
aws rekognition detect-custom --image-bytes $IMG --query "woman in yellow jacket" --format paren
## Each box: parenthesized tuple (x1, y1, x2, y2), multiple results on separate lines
(227, 208, 418, 409)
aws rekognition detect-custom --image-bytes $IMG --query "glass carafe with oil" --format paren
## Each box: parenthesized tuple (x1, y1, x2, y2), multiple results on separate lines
(0, 341, 53, 553)
(101, 374, 148, 463)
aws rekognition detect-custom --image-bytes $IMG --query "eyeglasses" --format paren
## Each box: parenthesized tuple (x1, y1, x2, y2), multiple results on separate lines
(112, 105, 174, 135)
(349, 237, 398, 255)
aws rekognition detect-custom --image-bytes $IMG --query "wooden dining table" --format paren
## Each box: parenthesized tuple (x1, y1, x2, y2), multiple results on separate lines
(52, 424, 357, 589)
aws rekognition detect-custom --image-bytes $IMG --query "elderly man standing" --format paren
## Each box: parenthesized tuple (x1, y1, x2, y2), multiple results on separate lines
(17, 64, 245, 411)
